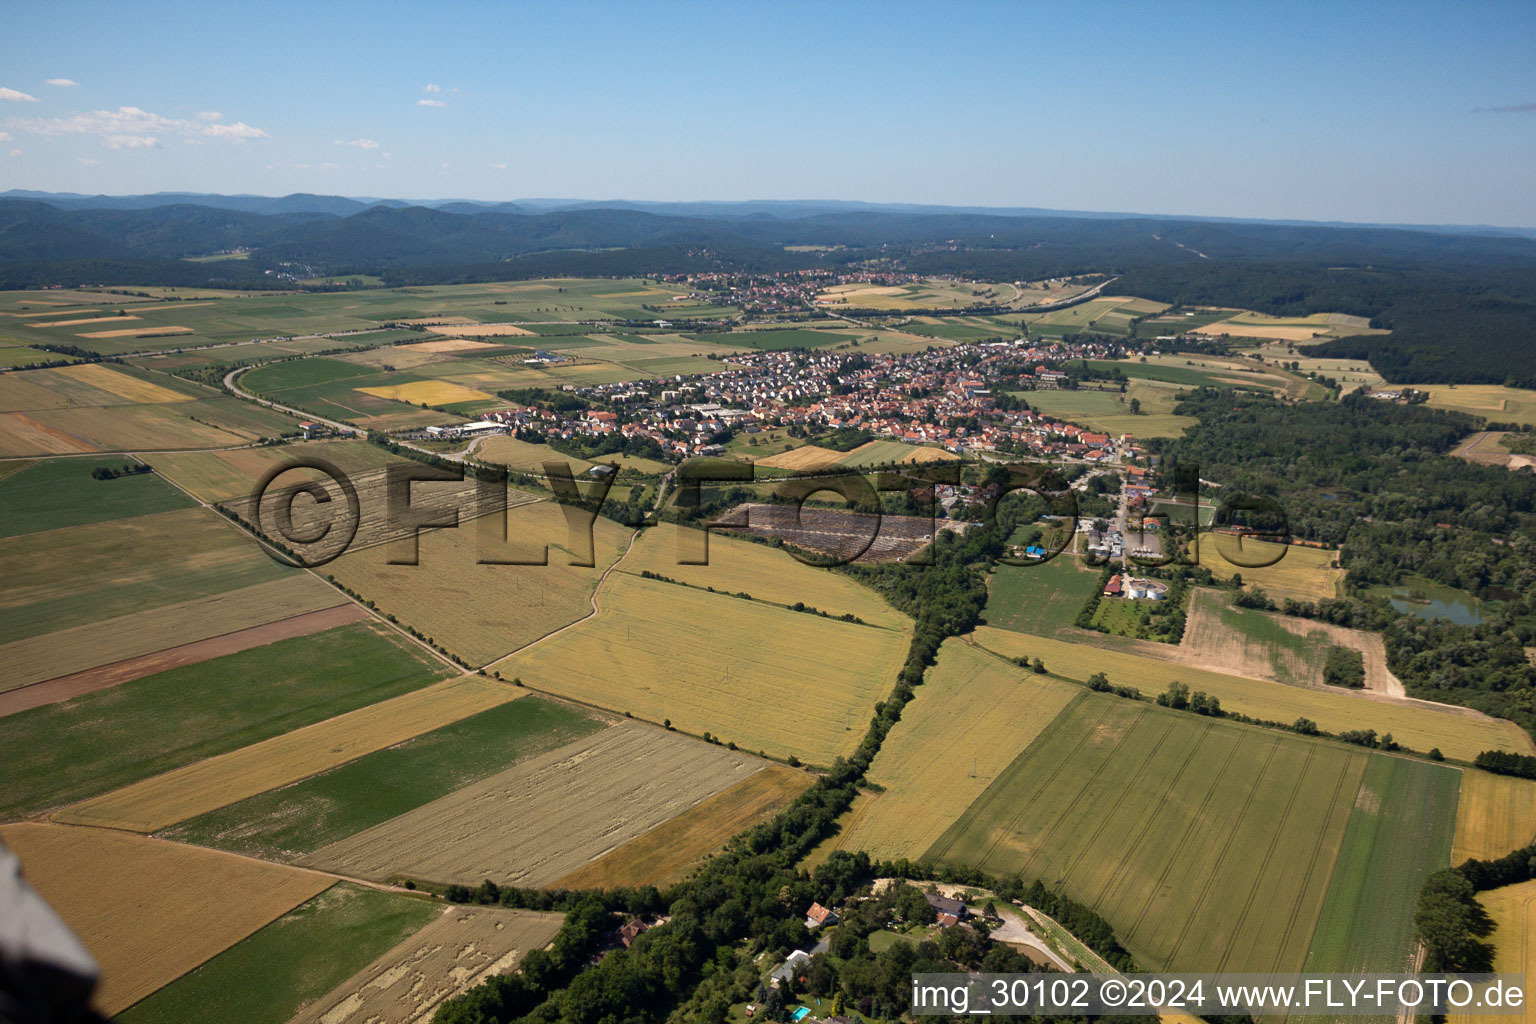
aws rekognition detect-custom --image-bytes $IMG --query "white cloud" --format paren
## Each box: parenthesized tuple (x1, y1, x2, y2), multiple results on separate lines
(424, 83, 441, 93)
(489, 161, 507, 170)
(11, 105, 268, 146)
(196, 110, 222, 121)
(334, 137, 380, 149)
(294, 161, 341, 171)
(1, 87, 38, 102)
(0, 132, 8, 141)
(77, 156, 99, 165)
(382, 152, 393, 160)
(9, 148, 21, 157)
(417, 98, 446, 108)
(47, 78, 79, 88)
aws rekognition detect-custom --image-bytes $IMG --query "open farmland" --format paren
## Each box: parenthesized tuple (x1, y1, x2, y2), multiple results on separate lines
(1196, 536, 1343, 603)
(0, 574, 347, 694)
(0, 823, 333, 1016)
(832, 439, 960, 468)
(59, 675, 522, 833)
(622, 522, 910, 629)
(301, 720, 764, 886)
(117, 883, 441, 1024)
(971, 625, 1534, 762)
(1456, 881, 1536, 1024)
(286, 907, 564, 1024)
(1411, 384, 1536, 428)
(752, 444, 844, 470)
(0, 456, 195, 537)
(985, 555, 1103, 637)
(0, 622, 451, 819)
(160, 696, 603, 861)
(926, 694, 1369, 972)
(1017, 388, 1196, 438)
(151, 438, 401, 502)
(1303, 754, 1461, 974)
(1453, 770, 1536, 863)
(327, 498, 632, 665)
(713, 502, 956, 563)
(496, 572, 908, 763)
(816, 641, 1079, 862)
(553, 765, 813, 889)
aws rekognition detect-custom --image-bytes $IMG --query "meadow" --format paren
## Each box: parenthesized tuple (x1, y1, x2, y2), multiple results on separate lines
(815, 641, 1079, 862)
(553, 764, 813, 889)
(301, 721, 764, 886)
(60, 676, 522, 833)
(971, 625, 1534, 762)
(1303, 754, 1462, 973)
(1411, 384, 1536, 428)
(0, 456, 195, 537)
(0, 622, 450, 818)
(926, 694, 1369, 973)
(496, 572, 910, 763)
(1195, 535, 1343, 603)
(1017, 388, 1196, 438)
(0, 823, 334, 1016)
(117, 883, 440, 1024)
(983, 556, 1101, 637)
(160, 695, 603, 861)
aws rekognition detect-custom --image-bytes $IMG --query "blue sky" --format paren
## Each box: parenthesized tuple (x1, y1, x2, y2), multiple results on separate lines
(2, 0, 1534, 226)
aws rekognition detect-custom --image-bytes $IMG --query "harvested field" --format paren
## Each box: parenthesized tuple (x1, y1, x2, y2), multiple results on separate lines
(1195, 321, 1329, 341)
(302, 720, 762, 886)
(26, 403, 250, 450)
(54, 362, 192, 403)
(117, 883, 440, 1024)
(152, 438, 400, 503)
(972, 626, 1534, 762)
(553, 765, 813, 889)
(1196, 535, 1343, 603)
(0, 574, 345, 693)
(0, 823, 332, 1016)
(714, 502, 961, 563)
(474, 434, 595, 474)
(1458, 881, 1536, 1024)
(327, 499, 630, 666)
(816, 641, 1078, 862)
(77, 325, 194, 339)
(357, 380, 498, 406)
(1414, 385, 1536, 428)
(400, 337, 508, 352)
(622, 522, 909, 629)
(58, 676, 522, 832)
(497, 572, 908, 763)
(0, 410, 96, 454)
(430, 322, 536, 337)
(927, 694, 1369, 973)
(1453, 771, 1536, 863)
(0, 603, 366, 717)
(288, 906, 563, 1024)
(833, 439, 959, 468)
(1175, 589, 1403, 694)
(752, 444, 843, 470)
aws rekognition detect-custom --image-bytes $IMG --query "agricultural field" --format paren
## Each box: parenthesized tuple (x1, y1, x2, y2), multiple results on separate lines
(286, 906, 564, 1024)
(752, 443, 844, 470)
(0, 823, 333, 1016)
(117, 883, 441, 1024)
(622, 522, 910, 629)
(832, 439, 960, 468)
(984, 555, 1103, 637)
(238, 358, 454, 430)
(815, 277, 1039, 310)
(1453, 770, 1536, 864)
(1412, 384, 1536, 428)
(1460, 881, 1536, 1024)
(1303, 755, 1462, 974)
(300, 720, 765, 886)
(0, 343, 76, 367)
(971, 625, 1534, 762)
(1195, 309, 1387, 342)
(159, 695, 603, 861)
(0, 456, 195, 537)
(327, 498, 633, 666)
(1196, 535, 1343, 603)
(1016, 387, 1196, 438)
(926, 693, 1370, 973)
(496, 572, 910, 763)
(815, 641, 1078, 862)
(59, 675, 521, 833)
(1019, 295, 1168, 337)
(150, 437, 402, 503)
(554, 764, 813, 889)
(0, 622, 450, 819)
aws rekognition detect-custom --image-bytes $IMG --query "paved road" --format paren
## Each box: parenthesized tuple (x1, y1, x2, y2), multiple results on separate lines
(223, 364, 362, 436)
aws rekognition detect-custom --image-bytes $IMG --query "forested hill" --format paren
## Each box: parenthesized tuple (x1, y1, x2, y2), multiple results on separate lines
(2, 195, 1535, 385)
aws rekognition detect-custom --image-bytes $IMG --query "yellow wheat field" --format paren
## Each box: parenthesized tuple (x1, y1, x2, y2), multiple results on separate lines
(1453, 770, 1536, 864)
(752, 444, 844, 470)
(357, 380, 499, 406)
(972, 626, 1533, 762)
(0, 822, 332, 1015)
(1196, 537, 1343, 603)
(497, 572, 909, 763)
(56, 676, 519, 832)
(430, 323, 536, 337)
(77, 325, 195, 339)
(56, 362, 194, 404)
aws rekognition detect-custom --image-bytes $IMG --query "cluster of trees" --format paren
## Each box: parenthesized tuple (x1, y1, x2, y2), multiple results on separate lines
(1414, 836, 1536, 973)
(1472, 750, 1536, 780)
(90, 462, 152, 480)
(1155, 681, 1222, 716)
(1322, 645, 1366, 688)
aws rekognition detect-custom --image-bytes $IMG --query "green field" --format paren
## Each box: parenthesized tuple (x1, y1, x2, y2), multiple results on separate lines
(1016, 388, 1197, 438)
(926, 694, 1369, 972)
(1069, 358, 1232, 388)
(899, 321, 1009, 342)
(1303, 754, 1462, 974)
(1090, 594, 1183, 642)
(161, 696, 603, 860)
(984, 556, 1100, 637)
(0, 344, 75, 367)
(117, 883, 438, 1024)
(0, 623, 451, 818)
(692, 328, 853, 351)
(0, 458, 196, 537)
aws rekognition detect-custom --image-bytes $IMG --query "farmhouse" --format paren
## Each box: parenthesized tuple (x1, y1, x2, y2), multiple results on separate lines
(804, 902, 839, 928)
(925, 892, 967, 927)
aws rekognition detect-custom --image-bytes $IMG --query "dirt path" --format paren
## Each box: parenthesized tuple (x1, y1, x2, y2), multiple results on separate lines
(0, 604, 368, 718)
(990, 906, 1075, 972)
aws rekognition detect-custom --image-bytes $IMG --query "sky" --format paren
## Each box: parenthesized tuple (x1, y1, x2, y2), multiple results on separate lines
(2, 0, 1534, 227)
